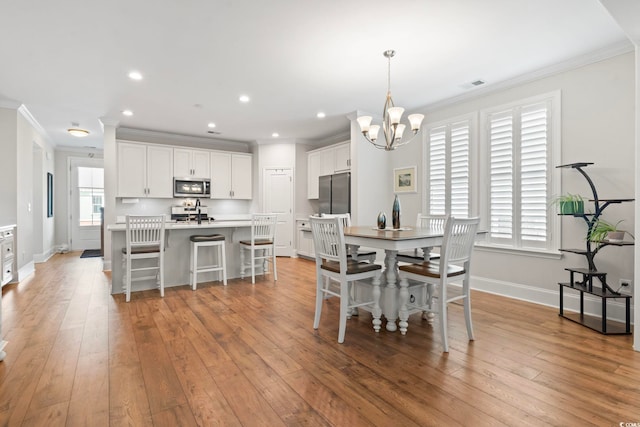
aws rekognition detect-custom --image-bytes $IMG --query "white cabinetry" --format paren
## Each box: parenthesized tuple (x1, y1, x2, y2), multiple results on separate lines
(296, 219, 315, 259)
(210, 152, 252, 199)
(174, 148, 210, 178)
(0, 224, 16, 362)
(117, 142, 174, 198)
(307, 141, 351, 199)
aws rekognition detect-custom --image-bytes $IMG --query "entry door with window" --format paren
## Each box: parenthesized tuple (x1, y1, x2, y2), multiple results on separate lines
(70, 158, 104, 251)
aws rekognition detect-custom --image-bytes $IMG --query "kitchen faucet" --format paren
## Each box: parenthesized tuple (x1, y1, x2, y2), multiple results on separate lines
(196, 199, 201, 224)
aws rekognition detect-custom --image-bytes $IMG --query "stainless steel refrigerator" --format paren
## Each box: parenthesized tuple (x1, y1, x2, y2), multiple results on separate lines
(319, 172, 350, 214)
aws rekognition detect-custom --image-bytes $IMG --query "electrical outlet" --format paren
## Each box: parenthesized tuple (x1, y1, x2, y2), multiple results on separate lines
(619, 278, 632, 288)
(619, 279, 632, 295)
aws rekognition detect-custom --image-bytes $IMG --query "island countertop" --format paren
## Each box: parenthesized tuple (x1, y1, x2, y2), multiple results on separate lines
(107, 220, 252, 232)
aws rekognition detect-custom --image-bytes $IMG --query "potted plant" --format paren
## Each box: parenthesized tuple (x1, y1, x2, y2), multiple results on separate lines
(589, 219, 628, 243)
(552, 194, 585, 215)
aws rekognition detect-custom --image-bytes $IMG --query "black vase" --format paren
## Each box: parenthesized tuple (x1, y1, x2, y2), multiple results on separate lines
(392, 194, 400, 229)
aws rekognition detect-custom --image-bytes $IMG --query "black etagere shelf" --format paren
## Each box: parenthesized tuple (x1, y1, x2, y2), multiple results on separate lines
(556, 162, 633, 334)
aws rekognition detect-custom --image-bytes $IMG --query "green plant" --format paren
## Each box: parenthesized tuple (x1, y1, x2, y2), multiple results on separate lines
(589, 219, 625, 242)
(551, 194, 585, 214)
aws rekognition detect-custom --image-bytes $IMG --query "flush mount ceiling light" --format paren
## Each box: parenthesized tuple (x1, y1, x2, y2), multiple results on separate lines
(239, 95, 250, 103)
(357, 50, 424, 151)
(122, 110, 133, 116)
(316, 112, 326, 119)
(128, 70, 143, 80)
(67, 122, 89, 137)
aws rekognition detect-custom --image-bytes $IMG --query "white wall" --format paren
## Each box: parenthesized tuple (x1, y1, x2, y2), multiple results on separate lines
(0, 107, 18, 225)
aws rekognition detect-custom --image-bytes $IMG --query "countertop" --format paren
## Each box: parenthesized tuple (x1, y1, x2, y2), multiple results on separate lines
(108, 220, 252, 231)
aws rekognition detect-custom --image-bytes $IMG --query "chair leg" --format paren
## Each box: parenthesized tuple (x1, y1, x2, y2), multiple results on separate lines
(125, 256, 132, 303)
(313, 270, 324, 330)
(191, 242, 198, 290)
(251, 248, 256, 284)
(439, 282, 448, 352)
(220, 242, 227, 286)
(338, 281, 349, 343)
(272, 245, 277, 281)
(462, 274, 474, 341)
(240, 246, 246, 279)
(159, 252, 164, 298)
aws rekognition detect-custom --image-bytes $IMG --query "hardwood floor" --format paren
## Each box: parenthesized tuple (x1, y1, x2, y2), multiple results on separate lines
(0, 253, 638, 426)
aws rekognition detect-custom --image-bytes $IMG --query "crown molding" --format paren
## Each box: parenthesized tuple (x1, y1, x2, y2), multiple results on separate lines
(116, 127, 251, 152)
(18, 104, 54, 146)
(0, 99, 21, 109)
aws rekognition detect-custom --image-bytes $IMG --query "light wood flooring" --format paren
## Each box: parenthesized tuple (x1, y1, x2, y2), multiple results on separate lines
(0, 253, 639, 426)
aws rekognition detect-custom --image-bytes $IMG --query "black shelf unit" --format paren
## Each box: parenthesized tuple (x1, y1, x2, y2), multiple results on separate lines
(556, 162, 633, 334)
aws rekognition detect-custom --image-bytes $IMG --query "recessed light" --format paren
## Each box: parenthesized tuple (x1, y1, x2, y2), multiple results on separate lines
(272, 132, 279, 138)
(208, 122, 216, 128)
(122, 110, 133, 116)
(239, 95, 250, 103)
(128, 71, 143, 80)
(317, 112, 326, 119)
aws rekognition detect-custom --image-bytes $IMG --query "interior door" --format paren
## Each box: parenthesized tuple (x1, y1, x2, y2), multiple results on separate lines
(70, 157, 104, 251)
(263, 168, 293, 257)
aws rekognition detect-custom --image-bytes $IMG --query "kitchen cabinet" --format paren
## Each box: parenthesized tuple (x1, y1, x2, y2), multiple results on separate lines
(210, 152, 252, 199)
(117, 142, 174, 198)
(174, 148, 210, 178)
(0, 224, 16, 362)
(307, 141, 350, 199)
(296, 219, 315, 259)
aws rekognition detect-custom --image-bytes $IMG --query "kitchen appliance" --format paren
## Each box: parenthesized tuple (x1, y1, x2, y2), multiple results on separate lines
(319, 172, 350, 215)
(173, 177, 211, 198)
(171, 204, 212, 223)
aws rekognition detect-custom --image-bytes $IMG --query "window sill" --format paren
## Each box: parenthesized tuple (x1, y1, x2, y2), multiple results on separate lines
(474, 243, 562, 260)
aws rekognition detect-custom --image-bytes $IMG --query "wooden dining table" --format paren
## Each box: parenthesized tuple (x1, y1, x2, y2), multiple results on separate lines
(343, 226, 445, 332)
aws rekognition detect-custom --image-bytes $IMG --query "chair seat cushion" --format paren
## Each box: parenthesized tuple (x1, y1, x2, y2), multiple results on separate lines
(399, 261, 465, 278)
(321, 260, 382, 274)
(122, 245, 161, 254)
(190, 234, 225, 242)
(239, 239, 273, 246)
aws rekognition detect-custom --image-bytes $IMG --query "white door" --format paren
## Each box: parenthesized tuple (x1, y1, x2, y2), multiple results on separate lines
(263, 168, 293, 257)
(70, 158, 104, 251)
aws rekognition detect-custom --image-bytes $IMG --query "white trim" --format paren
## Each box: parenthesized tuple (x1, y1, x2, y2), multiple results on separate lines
(471, 275, 634, 325)
(474, 243, 562, 260)
(116, 127, 250, 152)
(17, 105, 52, 145)
(18, 261, 35, 282)
(34, 247, 56, 263)
(0, 99, 21, 109)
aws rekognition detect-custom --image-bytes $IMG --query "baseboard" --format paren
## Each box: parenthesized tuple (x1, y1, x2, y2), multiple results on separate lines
(102, 260, 112, 271)
(33, 247, 56, 263)
(471, 276, 634, 325)
(18, 261, 35, 282)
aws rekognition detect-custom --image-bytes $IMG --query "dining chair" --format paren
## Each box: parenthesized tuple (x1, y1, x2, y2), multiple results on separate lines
(310, 216, 382, 343)
(398, 216, 480, 352)
(240, 213, 278, 284)
(121, 215, 166, 302)
(397, 214, 448, 264)
(321, 213, 377, 263)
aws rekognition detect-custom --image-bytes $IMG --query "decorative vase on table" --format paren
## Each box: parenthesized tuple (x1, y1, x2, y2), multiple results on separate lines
(377, 212, 386, 229)
(392, 194, 401, 229)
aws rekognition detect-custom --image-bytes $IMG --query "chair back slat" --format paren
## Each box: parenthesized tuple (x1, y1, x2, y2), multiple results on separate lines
(416, 214, 448, 231)
(251, 214, 277, 242)
(310, 216, 347, 266)
(322, 213, 352, 228)
(440, 217, 480, 267)
(125, 215, 166, 250)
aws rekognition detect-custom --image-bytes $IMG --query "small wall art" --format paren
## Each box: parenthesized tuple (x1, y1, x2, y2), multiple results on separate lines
(393, 166, 417, 193)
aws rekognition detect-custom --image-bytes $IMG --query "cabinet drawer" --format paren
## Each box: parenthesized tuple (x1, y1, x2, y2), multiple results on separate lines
(3, 242, 13, 260)
(3, 261, 13, 284)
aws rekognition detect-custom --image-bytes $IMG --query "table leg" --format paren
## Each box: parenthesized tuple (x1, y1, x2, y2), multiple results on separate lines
(398, 277, 409, 334)
(383, 250, 399, 332)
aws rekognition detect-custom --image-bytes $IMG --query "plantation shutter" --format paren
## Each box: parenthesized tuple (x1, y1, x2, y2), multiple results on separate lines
(427, 120, 470, 217)
(489, 111, 513, 240)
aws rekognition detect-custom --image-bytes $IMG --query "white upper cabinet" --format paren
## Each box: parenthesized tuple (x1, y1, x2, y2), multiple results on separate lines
(307, 141, 350, 199)
(211, 152, 252, 199)
(174, 148, 210, 178)
(117, 142, 173, 198)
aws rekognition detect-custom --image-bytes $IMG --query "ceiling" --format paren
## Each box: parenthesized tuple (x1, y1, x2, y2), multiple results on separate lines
(0, 0, 632, 150)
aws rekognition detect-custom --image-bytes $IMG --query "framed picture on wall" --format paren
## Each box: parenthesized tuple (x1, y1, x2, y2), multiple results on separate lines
(47, 172, 53, 217)
(393, 166, 417, 193)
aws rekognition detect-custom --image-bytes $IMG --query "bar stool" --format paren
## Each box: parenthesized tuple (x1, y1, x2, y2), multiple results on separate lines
(189, 234, 227, 289)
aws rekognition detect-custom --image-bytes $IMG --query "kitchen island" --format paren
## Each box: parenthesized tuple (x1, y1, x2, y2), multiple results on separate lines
(108, 219, 254, 295)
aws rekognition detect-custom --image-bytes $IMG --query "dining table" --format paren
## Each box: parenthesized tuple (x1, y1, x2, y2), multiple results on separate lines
(343, 225, 445, 332)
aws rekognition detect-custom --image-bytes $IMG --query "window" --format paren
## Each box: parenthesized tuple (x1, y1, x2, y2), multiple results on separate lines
(78, 167, 104, 226)
(424, 115, 474, 218)
(481, 92, 560, 251)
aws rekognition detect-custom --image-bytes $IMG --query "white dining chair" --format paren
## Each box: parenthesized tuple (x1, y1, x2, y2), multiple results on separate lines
(397, 213, 448, 264)
(121, 215, 166, 302)
(322, 213, 377, 263)
(310, 216, 382, 343)
(398, 216, 480, 352)
(240, 213, 278, 284)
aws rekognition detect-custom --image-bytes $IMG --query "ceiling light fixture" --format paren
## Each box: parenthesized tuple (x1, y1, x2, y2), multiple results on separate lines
(122, 110, 133, 116)
(272, 132, 279, 138)
(128, 71, 143, 80)
(317, 112, 326, 119)
(357, 50, 424, 151)
(67, 122, 89, 137)
(208, 122, 216, 128)
(239, 95, 250, 103)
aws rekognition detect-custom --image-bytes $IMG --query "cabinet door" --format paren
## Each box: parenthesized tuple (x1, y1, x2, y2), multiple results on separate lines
(117, 142, 147, 197)
(173, 148, 192, 177)
(231, 154, 252, 199)
(307, 151, 321, 199)
(192, 149, 210, 178)
(210, 152, 232, 199)
(146, 145, 174, 198)
(334, 143, 350, 172)
(320, 148, 335, 177)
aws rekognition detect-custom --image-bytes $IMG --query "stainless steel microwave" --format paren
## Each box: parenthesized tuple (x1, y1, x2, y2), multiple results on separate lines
(173, 177, 211, 198)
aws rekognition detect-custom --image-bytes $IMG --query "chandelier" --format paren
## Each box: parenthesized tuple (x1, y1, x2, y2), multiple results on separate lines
(357, 50, 424, 151)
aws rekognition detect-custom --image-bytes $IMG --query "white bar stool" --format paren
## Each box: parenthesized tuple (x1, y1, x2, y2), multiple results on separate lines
(189, 234, 227, 289)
